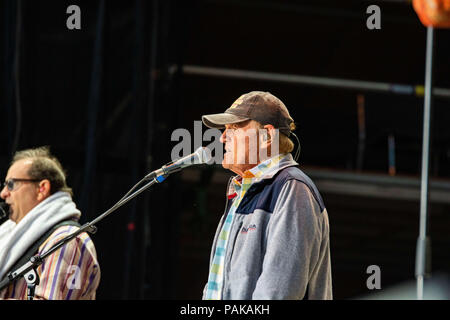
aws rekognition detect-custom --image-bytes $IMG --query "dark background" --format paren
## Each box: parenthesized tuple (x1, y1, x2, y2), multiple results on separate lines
(1, 0, 450, 299)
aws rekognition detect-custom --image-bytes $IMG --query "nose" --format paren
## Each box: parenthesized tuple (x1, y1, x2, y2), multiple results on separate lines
(220, 129, 227, 144)
(0, 185, 9, 200)
(220, 128, 234, 144)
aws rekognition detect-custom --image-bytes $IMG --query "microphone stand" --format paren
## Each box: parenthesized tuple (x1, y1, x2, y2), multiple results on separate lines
(0, 173, 167, 300)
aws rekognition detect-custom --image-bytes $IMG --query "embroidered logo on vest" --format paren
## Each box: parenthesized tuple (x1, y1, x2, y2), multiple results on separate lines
(241, 224, 257, 233)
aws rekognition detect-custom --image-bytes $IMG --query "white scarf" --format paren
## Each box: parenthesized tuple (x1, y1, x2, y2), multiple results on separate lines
(0, 191, 81, 281)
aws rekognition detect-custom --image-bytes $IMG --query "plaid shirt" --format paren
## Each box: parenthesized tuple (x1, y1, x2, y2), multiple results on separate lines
(204, 154, 288, 300)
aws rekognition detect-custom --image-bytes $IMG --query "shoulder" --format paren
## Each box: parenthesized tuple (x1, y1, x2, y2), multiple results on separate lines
(38, 225, 97, 257)
(238, 166, 325, 214)
(275, 165, 312, 184)
(274, 166, 325, 212)
(34, 225, 100, 300)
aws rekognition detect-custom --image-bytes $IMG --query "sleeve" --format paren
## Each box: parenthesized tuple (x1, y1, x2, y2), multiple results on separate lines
(252, 180, 326, 299)
(33, 226, 101, 300)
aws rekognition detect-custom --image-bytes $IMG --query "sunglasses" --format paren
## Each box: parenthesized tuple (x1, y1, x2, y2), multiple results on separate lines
(2, 178, 41, 191)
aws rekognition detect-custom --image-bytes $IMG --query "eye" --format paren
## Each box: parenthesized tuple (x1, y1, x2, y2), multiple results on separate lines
(5, 180, 15, 191)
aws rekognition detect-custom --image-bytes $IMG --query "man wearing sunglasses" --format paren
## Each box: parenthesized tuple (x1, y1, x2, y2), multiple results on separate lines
(0, 146, 100, 300)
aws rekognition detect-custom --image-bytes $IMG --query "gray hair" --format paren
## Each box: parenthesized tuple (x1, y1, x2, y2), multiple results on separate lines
(12, 146, 73, 196)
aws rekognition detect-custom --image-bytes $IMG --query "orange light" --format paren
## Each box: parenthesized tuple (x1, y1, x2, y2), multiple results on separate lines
(413, 0, 450, 28)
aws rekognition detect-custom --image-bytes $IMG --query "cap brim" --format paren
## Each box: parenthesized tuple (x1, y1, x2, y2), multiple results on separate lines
(202, 113, 249, 129)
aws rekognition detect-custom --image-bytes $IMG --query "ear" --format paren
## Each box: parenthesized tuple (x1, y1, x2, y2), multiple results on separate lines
(261, 124, 276, 143)
(37, 179, 51, 201)
(261, 124, 280, 156)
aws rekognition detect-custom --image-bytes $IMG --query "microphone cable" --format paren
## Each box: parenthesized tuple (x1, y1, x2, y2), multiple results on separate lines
(290, 132, 301, 162)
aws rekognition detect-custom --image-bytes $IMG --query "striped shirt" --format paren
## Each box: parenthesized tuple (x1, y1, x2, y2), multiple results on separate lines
(0, 225, 100, 300)
(204, 154, 286, 300)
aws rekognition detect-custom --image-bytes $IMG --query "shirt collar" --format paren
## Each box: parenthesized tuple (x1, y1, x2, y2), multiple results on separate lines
(227, 153, 298, 198)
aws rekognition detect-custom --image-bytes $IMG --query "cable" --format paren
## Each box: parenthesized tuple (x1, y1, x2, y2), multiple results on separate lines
(291, 132, 301, 162)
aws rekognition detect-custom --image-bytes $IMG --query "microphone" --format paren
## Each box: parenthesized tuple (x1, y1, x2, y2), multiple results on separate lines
(145, 146, 212, 181)
(0, 202, 9, 223)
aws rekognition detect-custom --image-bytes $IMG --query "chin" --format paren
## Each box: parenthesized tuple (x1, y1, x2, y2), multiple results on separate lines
(221, 159, 230, 170)
(222, 153, 233, 167)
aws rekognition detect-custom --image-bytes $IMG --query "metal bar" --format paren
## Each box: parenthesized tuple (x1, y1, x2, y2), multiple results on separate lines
(180, 65, 450, 99)
(416, 26, 434, 300)
(180, 166, 450, 204)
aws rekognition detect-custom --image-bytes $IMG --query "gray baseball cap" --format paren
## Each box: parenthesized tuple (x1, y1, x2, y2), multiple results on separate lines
(202, 91, 294, 136)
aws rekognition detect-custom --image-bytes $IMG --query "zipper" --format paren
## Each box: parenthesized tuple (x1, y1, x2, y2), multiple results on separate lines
(227, 220, 243, 265)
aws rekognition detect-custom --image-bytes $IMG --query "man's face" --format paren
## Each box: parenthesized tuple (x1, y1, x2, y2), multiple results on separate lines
(220, 120, 261, 176)
(0, 159, 41, 223)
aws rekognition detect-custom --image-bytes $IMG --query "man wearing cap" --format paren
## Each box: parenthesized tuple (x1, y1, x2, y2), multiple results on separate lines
(201, 91, 332, 300)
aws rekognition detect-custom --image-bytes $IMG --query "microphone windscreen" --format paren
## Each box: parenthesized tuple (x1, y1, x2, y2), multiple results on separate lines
(0, 202, 9, 220)
(195, 147, 212, 164)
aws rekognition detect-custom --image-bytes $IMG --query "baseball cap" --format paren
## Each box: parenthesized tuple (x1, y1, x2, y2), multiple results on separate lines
(201, 91, 294, 136)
